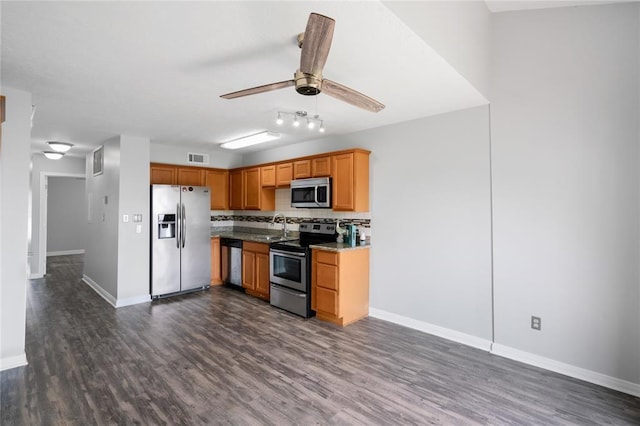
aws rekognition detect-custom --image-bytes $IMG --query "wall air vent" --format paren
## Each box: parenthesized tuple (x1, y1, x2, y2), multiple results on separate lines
(187, 152, 209, 165)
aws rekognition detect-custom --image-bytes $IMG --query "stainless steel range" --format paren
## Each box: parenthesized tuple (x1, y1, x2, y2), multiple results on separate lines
(269, 222, 337, 317)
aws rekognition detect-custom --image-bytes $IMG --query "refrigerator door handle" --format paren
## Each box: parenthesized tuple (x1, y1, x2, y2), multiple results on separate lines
(181, 202, 186, 248)
(176, 202, 181, 249)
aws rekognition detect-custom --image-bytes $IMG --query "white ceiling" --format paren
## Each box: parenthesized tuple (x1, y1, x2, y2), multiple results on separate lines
(5, 1, 628, 157)
(2, 1, 490, 157)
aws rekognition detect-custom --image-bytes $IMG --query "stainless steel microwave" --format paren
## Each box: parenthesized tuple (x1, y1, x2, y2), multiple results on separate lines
(290, 177, 332, 208)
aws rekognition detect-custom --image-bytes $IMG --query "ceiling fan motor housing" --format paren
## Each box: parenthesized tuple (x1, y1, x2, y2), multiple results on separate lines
(295, 70, 321, 96)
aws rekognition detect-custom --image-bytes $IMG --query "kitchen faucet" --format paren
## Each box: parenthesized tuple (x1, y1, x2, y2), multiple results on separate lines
(272, 213, 288, 237)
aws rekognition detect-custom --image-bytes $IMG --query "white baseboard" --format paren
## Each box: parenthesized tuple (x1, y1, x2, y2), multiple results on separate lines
(82, 275, 117, 307)
(82, 275, 150, 308)
(115, 294, 151, 308)
(0, 353, 28, 371)
(368, 308, 493, 351)
(491, 344, 640, 398)
(368, 308, 640, 398)
(47, 249, 85, 257)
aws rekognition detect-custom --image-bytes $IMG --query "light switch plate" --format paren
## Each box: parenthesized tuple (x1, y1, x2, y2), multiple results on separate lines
(136, 224, 142, 233)
(123, 214, 129, 223)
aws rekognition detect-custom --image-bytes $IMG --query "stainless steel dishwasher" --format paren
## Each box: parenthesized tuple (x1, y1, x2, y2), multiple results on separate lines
(221, 238, 243, 288)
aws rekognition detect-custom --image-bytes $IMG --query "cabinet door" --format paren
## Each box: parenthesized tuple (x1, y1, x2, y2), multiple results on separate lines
(293, 160, 311, 179)
(332, 153, 355, 210)
(261, 165, 276, 187)
(229, 170, 243, 210)
(276, 163, 293, 187)
(242, 250, 256, 290)
(255, 252, 270, 296)
(210, 238, 222, 285)
(150, 164, 177, 185)
(312, 156, 331, 177)
(316, 287, 339, 315)
(178, 167, 204, 186)
(205, 170, 229, 210)
(243, 167, 261, 210)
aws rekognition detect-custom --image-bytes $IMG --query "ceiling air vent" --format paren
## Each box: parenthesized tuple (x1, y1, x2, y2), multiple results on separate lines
(187, 152, 209, 165)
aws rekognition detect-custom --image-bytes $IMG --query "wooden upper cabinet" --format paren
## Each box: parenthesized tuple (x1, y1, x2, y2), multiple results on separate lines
(242, 167, 275, 211)
(229, 169, 243, 210)
(261, 165, 276, 187)
(332, 151, 370, 212)
(205, 169, 229, 210)
(243, 167, 261, 210)
(150, 163, 177, 185)
(178, 167, 204, 186)
(293, 160, 311, 179)
(276, 163, 293, 187)
(312, 156, 331, 177)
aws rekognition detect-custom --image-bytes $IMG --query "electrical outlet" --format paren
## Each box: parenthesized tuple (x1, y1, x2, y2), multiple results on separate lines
(531, 316, 541, 331)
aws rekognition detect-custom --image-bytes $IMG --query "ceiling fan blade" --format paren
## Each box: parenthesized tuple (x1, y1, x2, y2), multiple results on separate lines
(321, 79, 385, 113)
(220, 80, 295, 99)
(300, 13, 335, 76)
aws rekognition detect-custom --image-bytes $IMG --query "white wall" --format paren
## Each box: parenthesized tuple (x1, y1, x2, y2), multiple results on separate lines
(29, 155, 85, 277)
(383, 1, 492, 98)
(84, 137, 121, 300)
(116, 135, 150, 302)
(150, 142, 242, 169)
(0, 87, 32, 370)
(491, 3, 640, 387)
(47, 176, 86, 254)
(83, 135, 151, 307)
(244, 105, 494, 345)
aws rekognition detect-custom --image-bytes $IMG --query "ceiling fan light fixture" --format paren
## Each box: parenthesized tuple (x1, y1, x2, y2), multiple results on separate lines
(43, 151, 64, 160)
(47, 141, 73, 152)
(293, 115, 300, 127)
(276, 113, 283, 125)
(319, 121, 325, 133)
(220, 131, 280, 150)
(307, 118, 315, 129)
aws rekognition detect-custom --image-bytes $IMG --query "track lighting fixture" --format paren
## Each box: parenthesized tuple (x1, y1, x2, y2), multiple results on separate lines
(275, 111, 325, 133)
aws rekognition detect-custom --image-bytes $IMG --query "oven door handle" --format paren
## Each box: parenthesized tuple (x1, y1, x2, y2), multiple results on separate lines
(270, 249, 306, 258)
(271, 284, 306, 297)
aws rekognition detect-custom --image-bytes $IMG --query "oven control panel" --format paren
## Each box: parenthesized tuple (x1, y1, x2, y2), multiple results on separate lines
(299, 222, 336, 235)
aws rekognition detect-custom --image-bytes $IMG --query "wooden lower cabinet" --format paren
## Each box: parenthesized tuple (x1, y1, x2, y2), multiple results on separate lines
(312, 248, 370, 326)
(242, 241, 270, 301)
(210, 238, 222, 285)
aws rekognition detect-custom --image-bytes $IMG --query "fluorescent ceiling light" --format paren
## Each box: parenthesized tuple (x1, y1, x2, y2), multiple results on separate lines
(47, 141, 73, 152)
(220, 131, 280, 150)
(43, 151, 64, 160)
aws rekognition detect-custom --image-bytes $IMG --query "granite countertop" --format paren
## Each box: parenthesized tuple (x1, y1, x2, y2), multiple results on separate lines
(211, 227, 371, 250)
(309, 241, 371, 252)
(210, 227, 299, 244)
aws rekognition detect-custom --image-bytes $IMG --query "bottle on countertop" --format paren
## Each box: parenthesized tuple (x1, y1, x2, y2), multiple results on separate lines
(360, 227, 367, 245)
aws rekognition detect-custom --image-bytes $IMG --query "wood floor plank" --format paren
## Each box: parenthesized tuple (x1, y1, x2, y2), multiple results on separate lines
(1, 254, 639, 425)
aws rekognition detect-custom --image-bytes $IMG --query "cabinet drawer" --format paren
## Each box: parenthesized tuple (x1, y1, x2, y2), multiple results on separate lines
(315, 263, 338, 290)
(316, 250, 338, 266)
(315, 287, 338, 315)
(243, 241, 270, 254)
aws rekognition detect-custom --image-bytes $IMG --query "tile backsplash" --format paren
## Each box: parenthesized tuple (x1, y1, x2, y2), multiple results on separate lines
(211, 189, 371, 235)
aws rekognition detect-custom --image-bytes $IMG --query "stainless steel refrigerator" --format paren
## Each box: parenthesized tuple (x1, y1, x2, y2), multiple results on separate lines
(151, 185, 211, 298)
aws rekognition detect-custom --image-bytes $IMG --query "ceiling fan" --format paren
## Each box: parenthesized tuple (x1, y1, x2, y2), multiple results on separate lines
(220, 13, 385, 113)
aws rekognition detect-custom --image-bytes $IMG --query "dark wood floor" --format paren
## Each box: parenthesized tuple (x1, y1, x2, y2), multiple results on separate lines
(2, 255, 639, 425)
